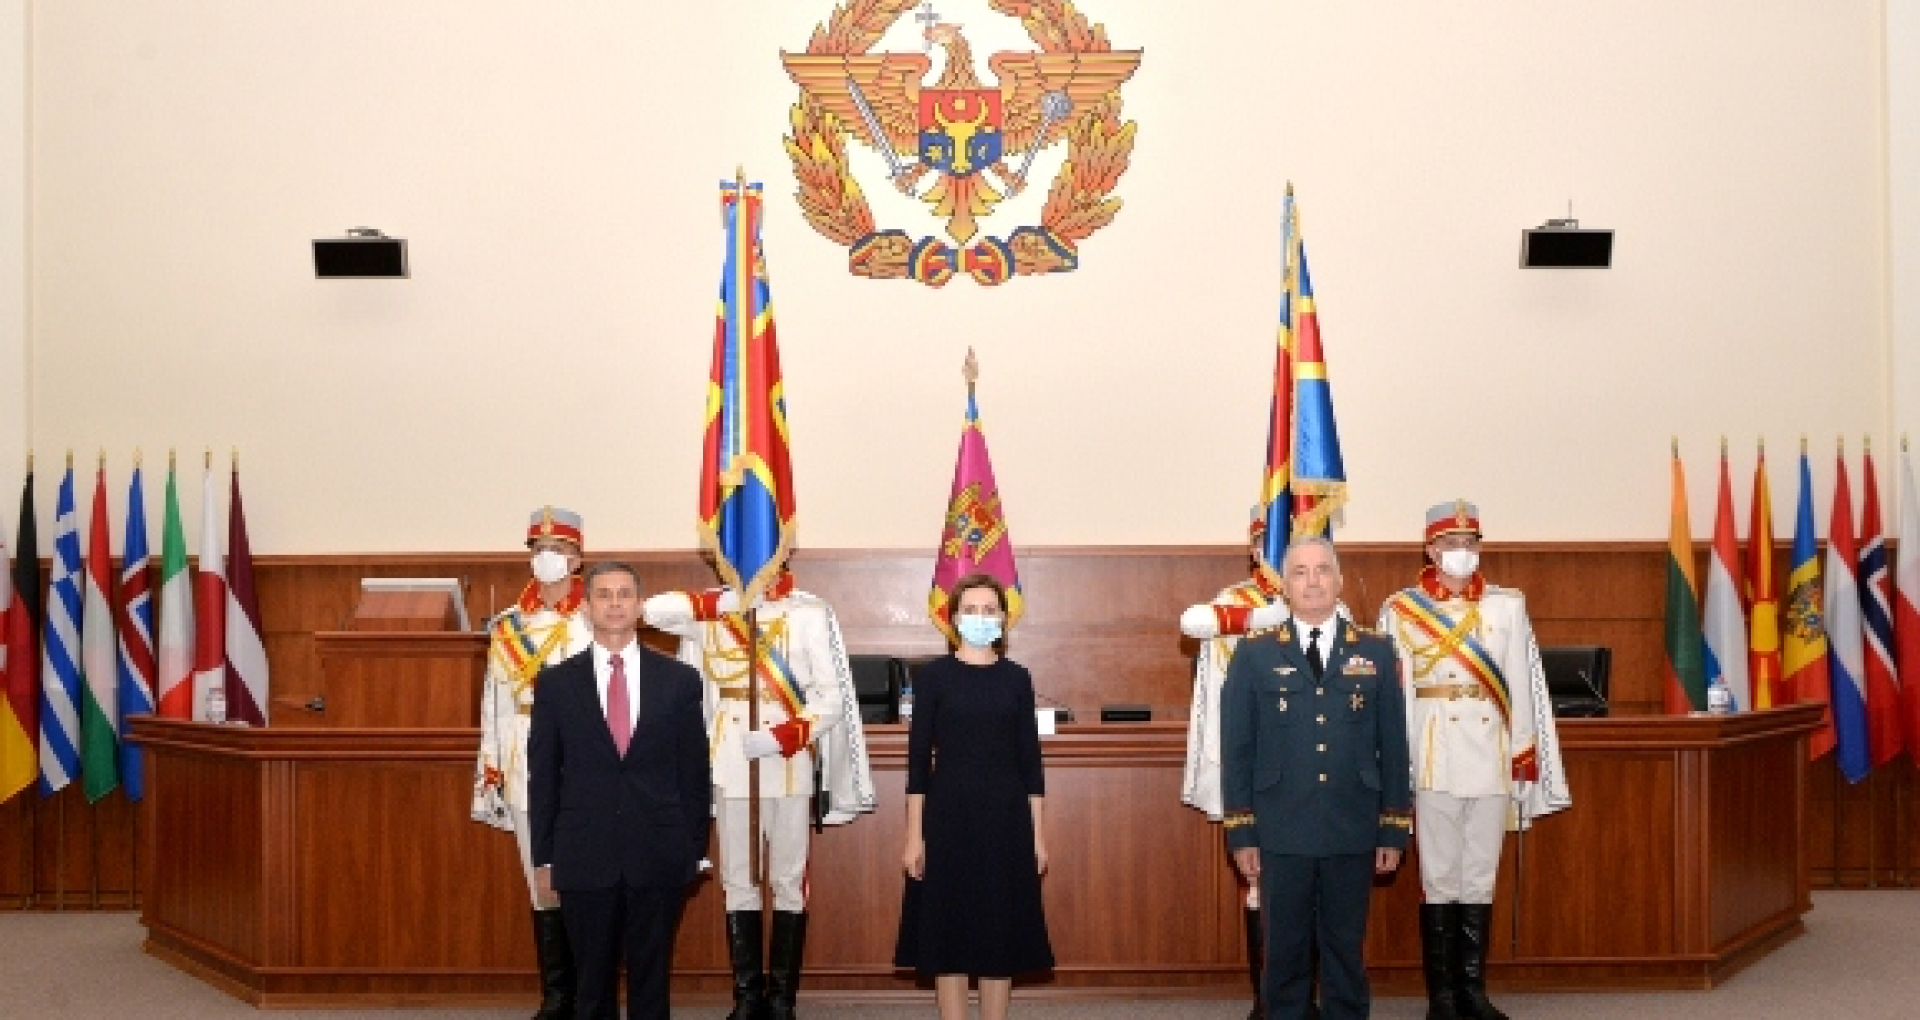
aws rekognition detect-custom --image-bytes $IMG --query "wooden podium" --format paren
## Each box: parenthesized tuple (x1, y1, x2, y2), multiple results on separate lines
(309, 580, 485, 728)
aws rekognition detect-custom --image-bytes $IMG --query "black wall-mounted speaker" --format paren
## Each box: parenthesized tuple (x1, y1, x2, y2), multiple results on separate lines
(1520, 228, 1612, 268)
(314, 236, 409, 278)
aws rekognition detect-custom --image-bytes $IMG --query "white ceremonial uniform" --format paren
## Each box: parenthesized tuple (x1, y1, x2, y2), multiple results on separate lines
(1179, 577, 1289, 820)
(472, 581, 590, 905)
(1379, 575, 1571, 903)
(644, 584, 874, 913)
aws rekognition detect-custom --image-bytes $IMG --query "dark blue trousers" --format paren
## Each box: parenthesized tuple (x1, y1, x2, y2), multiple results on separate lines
(1259, 852, 1375, 1020)
(561, 882, 687, 1020)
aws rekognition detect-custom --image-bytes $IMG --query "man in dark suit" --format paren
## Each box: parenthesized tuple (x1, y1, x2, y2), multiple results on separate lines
(529, 560, 711, 1020)
(1221, 537, 1412, 1020)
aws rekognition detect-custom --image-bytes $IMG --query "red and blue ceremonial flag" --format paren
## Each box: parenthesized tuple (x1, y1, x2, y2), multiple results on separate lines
(1257, 186, 1346, 575)
(930, 351, 1023, 645)
(1825, 445, 1870, 782)
(1858, 443, 1902, 765)
(699, 176, 796, 609)
(1785, 445, 1834, 759)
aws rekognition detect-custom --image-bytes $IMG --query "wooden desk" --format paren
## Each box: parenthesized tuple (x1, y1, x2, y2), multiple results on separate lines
(131, 704, 1820, 1007)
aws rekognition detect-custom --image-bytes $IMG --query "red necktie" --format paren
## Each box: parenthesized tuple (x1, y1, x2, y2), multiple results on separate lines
(607, 653, 631, 757)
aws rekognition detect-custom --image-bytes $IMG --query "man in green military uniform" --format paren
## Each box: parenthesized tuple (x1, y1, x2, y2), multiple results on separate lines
(1222, 536, 1412, 1020)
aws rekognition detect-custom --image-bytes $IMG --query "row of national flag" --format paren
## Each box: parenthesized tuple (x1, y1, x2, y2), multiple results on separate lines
(0, 453, 268, 806)
(1665, 438, 1920, 783)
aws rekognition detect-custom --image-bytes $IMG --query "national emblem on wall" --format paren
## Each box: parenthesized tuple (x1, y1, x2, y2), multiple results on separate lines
(782, 0, 1142, 287)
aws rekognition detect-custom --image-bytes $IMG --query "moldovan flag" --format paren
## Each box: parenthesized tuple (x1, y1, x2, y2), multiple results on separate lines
(79, 463, 120, 801)
(1701, 447, 1751, 711)
(1896, 441, 1920, 750)
(117, 462, 157, 798)
(39, 462, 83, 793)
(1784, 447, 1833, 759)
(1859, 445, 1902, 765)
(1663, 449, 1709, 714)
(223, 465, 268, 726)
(1747, 445, 1783, 709)
(0, 469, 40, 803)
(192, 458, 225, 721)
(929, 353, 1023, 646)
(697, 178, 796, 609)
(153, 458, 194, 720)
(1825, 448, 1870, 783)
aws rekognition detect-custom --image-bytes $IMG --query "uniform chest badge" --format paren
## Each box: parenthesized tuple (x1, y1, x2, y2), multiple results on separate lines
(1350, 691, 1366, 712)
(1341, 657, 1377, 676)
(1277, 696, 1289, 712)
(1276, 665, 1297, 675)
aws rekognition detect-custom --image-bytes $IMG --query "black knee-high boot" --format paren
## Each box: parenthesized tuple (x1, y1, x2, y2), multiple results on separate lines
(766, 911, 808, 1020)
(1453, 903, 1508, 1020)
(1419, 904, 1465, 1020)
(530, 908, 575, 1020)
(725, 910, 769, 1020)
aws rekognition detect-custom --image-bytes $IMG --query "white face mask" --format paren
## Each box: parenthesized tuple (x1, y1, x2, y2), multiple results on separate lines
(530, 549, 572, 584)
(1438, 548, 1480, 579)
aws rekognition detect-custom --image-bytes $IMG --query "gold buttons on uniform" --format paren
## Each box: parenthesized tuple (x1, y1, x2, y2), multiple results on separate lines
(1317, 744, 1326, 752)
(1318, 774, 1328, 782)
(1316, 715, 1326, 724)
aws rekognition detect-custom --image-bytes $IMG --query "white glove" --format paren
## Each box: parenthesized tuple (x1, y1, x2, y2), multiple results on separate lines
(715, 589, 741, 613)
(742, 729, 782, 760)
(1250, 603, 1291, 629)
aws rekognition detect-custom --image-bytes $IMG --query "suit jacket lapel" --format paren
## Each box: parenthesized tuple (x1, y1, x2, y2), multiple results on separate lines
(573, 653, 623, 761)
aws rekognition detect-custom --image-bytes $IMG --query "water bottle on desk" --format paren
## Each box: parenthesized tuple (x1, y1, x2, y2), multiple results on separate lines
(206, 684, 227, 725)
(897, 678, 914, 725)
(1706, 678, 1732, 716)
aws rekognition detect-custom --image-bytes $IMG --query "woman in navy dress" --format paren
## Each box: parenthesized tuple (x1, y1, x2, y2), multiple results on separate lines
(895, 573, 1053, 1019)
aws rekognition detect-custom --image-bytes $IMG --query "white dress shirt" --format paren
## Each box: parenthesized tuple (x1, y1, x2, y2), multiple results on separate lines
(592, 640, 642, 733)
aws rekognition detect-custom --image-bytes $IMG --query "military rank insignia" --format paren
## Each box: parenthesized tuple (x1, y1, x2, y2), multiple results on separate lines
(781, 0, 1142, 286)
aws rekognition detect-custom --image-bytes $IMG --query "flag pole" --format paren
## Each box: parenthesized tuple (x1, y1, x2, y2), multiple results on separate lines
(738, 164, 765, 892)
(24, 449, 36, 908)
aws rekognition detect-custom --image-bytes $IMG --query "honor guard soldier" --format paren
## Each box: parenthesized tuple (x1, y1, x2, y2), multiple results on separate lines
(1222, 537, 1411, 1020)
(472, 506, 592, 1019)
(644, 564, 875, 1020)
(1377, 501, 1571, 1020)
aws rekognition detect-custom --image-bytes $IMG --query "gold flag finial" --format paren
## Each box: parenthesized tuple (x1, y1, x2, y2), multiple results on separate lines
(204, 447, 211, 470)
(963, 347, 979, 398)
(1670, 435, 1678, 458)
(1838, 435, 1846, 456)
(1719, 435, 1727, 457)
(134, 448, 142, 468)
(1758, 435, 1765, 456)
(65, 449, 72, 470)
(97, 449, 104, 470)
(169, 448, 176, 470)
(232, 447, 239, 471)
(1905, 432, 1910, 453)
(1800, 434, 1808, 455)
(1864, 434, 1872, 453)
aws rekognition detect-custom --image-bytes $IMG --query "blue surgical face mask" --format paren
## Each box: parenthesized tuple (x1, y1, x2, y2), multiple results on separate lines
(956, 614, 1004, 648)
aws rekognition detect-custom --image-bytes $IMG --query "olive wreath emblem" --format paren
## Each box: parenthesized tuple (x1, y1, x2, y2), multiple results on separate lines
(782, 0, 1141, 286)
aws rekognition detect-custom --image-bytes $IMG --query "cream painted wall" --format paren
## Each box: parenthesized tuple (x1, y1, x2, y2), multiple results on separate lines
(1893, 0, 1920, 504)
(16, 1, 1892, 553)
(1, 2, 24, 500)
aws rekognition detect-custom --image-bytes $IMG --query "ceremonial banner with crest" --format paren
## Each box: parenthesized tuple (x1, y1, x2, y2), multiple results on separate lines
(1256, 189, 1347, 576)
(929, 378, 1023, 644)
(699, 179, 797, 609)
(1784, 447, 1834, 759)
